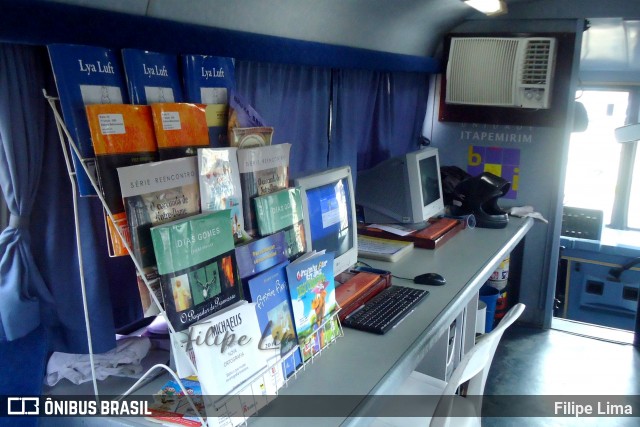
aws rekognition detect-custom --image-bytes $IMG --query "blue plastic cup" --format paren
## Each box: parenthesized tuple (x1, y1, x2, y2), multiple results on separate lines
(479, 285, 500, 333)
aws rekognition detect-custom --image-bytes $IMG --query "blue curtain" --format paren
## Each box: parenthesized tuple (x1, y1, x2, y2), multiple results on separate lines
(0, 43, 140, 356)
(330, 69, 430, 175)
(0, 44, 53, 342)
(235, 61, 331, 179)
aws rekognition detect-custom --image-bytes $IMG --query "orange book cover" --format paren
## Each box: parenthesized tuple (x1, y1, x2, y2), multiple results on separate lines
(86, 104, 158, 256)
(150, 103, 210, 159)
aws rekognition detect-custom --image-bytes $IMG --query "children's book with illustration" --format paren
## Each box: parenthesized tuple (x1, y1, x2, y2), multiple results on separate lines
(150, 103, 211, 160)
(48, 43, 129, 196)
(181, 55, 235, 147)
(148, 377, 204, 427)
(253, 187, 307, 260)
(285, 251, 340, 362)
(121, 48, 184, 105)
(189, 301, 267, 397)
(117, 156, 200, 316)
(150, 210, 242, 332)
(246, 261, 302, 380)
(86, 103, 158, 256)
(197, 147, 244, 240)
(236, 143, 291, 237)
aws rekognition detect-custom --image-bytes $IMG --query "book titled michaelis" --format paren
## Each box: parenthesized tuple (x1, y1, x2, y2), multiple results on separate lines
(253, 187, 307, 260)
(86, 103, 158, 257)
(117, 156, 200, 317)
(150, 210, 242, 332)
(237, 143, 291, 237)
(48, 43, 129, 196)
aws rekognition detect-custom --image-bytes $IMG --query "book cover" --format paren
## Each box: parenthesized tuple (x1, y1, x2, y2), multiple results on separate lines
(150, 211, 242, 332)
(121, 48, 184, 105)
(117, 156, 201, 316)
(357, 235, 414, 262)
(197, 147, 244, 240)
(48, 43, 129, 196)
(235, 231, 288, 281)
(236, 143, 292, 237)
(86, 103, 158, 257)
(246, 261, 303, 379)
(285, 252, 340, 362)
(189, 301, 267, 397)
(229, 127, 274, 149)
(148, 378, 204, 427)
(181, 55, 235, 147)
(150, 103, 211, 160)
(253, 187, 307, 260)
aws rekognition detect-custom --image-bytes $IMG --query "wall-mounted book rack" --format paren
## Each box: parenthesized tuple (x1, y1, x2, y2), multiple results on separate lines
(44, 90, 344, 426)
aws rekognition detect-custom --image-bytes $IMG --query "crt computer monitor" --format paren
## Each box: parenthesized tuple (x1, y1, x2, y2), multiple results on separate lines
(294, 166, 358, 277)
(356, 147, 445, 225)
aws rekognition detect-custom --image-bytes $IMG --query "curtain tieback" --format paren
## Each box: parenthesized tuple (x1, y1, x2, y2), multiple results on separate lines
(9, 214, 29, 229)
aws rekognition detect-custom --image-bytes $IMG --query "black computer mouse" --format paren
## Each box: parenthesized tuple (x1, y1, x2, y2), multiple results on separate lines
(414, 272, 446, 286)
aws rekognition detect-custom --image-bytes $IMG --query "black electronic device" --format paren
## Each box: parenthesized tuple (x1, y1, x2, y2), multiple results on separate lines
(451, 172, 510, 229)
(342, 285, 429, 334)
(413, 272, 447, 286)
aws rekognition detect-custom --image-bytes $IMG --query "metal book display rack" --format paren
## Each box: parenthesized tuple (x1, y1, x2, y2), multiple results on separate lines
(44, 91, 344, 426)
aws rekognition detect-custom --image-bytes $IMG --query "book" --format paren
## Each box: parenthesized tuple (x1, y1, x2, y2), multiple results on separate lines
(246, 261, 303, 380)
(150, 210, 243, 332)
(235, 231, 288, 282)
(86, 103, 158, 257)
(189, 301, 267, 397)
(357, 235, 414, 262)
(253, 187, 307, 260)
(150, 103, 211, 160)
(229, 127, 274, 148)
(285, 251, 340, 362)
(181, 55, 235, 147)
(148, 378, 205, 427)
(121, 48, 184, 105)
(197, 147, 244, 240)
(227, 91, 272, 148)
(47, 43, 129, 196)
(117, 156, 201, 316)
(357, 218, 464, 250)
(236, 143, 292, 237)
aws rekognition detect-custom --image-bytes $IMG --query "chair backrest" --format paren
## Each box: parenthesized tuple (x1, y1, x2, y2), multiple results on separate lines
(431, 303, 525, 426)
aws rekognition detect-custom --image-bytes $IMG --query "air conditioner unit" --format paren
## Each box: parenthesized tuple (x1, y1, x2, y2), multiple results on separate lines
(445, 37, 557, 109)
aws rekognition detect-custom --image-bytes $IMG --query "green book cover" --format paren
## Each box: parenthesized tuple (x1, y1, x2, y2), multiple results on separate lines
(253, 187, 306, 260)
(150, 210, 242, 332)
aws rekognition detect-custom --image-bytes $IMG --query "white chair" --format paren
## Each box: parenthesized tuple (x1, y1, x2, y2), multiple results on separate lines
(369, 303, 526, 427)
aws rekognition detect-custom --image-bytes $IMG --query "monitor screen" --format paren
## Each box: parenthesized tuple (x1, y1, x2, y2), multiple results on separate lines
(295, 166, 358, 277)
(419, 155, 441, 208)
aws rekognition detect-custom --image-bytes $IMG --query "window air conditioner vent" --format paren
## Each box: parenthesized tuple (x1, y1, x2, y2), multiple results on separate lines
(446, 36, 556, 109)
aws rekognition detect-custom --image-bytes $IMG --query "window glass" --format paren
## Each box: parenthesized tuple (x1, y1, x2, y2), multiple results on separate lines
(628, 147, 640, 229)
(563, 90, 628, 225)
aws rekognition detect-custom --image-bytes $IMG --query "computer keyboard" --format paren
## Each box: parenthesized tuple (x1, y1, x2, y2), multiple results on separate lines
(342, 285, 429, 334)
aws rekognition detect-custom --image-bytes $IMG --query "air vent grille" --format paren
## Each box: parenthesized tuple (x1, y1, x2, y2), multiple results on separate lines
(521, 39, 553, 85)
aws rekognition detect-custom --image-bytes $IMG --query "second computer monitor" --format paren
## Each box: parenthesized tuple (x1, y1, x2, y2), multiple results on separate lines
(295, 166, 358, 277)
(356, 147, 445, 225)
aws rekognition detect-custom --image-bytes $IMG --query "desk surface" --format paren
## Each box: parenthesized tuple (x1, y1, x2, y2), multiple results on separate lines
(44, 217, 533, 427)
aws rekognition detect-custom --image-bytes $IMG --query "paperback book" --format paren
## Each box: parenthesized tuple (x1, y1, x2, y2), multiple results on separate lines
(246, 261, 302, 380)
(253, 187, 307, 260)
(235, 231, 288, 282)
(86, 103, 158, 257)
(181, 55, 235, 147)
(150, 103, 210, 160)
(227, 91, 272, 148)
(121, 48, 184, 105)
(48, 43, 129, 196)
(117, 156, 201, 316)
(285, 251, 340, 362)
(189, 301, 267, 397)
(150, 210, 242, 332)
(197, 147, 244, 240)
(148, 377, 204, 427)
(236, 143, 291, 237)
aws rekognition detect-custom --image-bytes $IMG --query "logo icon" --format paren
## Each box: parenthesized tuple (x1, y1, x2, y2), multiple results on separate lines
(7, 397, 39, 415)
